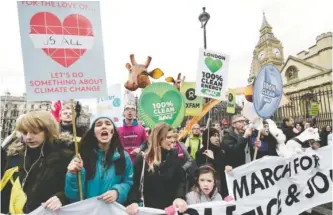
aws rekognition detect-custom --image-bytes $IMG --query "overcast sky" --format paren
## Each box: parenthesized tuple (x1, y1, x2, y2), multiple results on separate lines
(0, 0, 332, 111)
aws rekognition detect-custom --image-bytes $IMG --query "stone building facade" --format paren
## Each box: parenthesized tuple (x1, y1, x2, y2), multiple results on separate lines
(0, 93, 92, 140)
(248, 13, 332, 128)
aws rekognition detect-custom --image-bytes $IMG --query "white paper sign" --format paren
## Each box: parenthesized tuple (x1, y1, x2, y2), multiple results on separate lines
(96, 84, 123, 127)
(195, 48, 230, 100)
(17, 1, 107, 101)
(227, 145, 333, 215)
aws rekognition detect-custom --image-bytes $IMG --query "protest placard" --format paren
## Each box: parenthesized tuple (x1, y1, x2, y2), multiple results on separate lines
(96, 84, 123, 127)
(17, 1, 107, 101)
(195, 48, 229, 100)
(180, 82, 203, 116)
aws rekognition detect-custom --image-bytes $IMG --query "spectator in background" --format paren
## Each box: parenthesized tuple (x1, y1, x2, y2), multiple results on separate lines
(58, 105, 85, 152)
(282, 117, 299, 142)
(118, 104, 147, 163)
(304, 122, 311, 129)
(221, 119, 229, 130)
(295, 122, 303, 133)
(320, 125, 332, 147)
(185, 124, 202, 159)
(213, 122, 223, 144)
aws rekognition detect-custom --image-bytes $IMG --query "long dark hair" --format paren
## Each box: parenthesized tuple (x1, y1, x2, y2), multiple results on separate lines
(193, 165, 218, 199)
(79, 119, 125, 180)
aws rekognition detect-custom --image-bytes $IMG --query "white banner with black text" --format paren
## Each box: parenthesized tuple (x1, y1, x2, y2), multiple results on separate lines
(226, 145, 332, 215)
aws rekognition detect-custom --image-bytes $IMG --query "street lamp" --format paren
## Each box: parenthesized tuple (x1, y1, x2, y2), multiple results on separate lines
(198, 7, 210, 49)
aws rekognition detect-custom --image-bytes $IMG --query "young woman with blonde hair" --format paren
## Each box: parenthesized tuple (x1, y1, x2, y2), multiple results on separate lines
(126, 123, 188, 214)
(1, 111, 74, 214)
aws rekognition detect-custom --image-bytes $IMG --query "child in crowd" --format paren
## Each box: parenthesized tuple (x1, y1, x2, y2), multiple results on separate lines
(185, 165, 222, 204)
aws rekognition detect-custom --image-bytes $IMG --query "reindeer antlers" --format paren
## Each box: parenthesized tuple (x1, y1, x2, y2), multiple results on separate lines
(129, 54, 152, 68)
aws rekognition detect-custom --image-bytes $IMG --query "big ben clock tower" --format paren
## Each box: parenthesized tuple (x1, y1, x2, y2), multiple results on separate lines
(248, 13, 284, 83)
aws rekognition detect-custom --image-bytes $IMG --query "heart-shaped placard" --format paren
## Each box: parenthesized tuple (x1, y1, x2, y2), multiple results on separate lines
(138, 83, 185, 129)
(29, 12, 94, 68)
(205, 57, 223, 73)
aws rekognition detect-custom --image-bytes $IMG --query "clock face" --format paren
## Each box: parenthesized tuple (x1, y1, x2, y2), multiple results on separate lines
(274, 48, 281, 57)
(258, 51, 265, 60)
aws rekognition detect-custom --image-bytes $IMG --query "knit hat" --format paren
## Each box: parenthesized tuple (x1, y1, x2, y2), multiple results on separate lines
(89, 114, 113, 129)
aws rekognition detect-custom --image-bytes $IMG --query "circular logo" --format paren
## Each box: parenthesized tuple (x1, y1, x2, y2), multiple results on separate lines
(113, 98, 121, 107)
(185, 88, 197, 101)
(253, 65, 283, 119)
(228, 93, 233, 102)
(138, 83, 185, 129)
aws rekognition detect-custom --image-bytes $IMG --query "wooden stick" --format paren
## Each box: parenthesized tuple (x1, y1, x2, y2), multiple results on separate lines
(71, 99, 83, 200)
(253, 130, 261, 160)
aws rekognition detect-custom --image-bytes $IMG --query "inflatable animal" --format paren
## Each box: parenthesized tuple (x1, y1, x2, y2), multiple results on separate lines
(124, 54, 164, 91)
(286, 127, 320, 153)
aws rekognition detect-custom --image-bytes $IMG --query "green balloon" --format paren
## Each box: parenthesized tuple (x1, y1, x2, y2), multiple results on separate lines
(138, 83, 185, 129)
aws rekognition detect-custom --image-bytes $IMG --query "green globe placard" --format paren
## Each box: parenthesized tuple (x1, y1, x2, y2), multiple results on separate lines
(138, 83, 185, 129)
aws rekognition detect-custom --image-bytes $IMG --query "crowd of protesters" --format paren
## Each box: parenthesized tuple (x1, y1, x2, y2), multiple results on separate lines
(1, 104, 331, 214)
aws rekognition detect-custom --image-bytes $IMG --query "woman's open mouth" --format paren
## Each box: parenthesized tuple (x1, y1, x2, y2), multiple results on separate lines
(100, 131, 109, 139)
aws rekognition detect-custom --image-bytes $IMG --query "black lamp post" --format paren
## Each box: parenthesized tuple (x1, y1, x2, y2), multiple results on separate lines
(199, 7, 211, 126)
(198, 7, 210, 49)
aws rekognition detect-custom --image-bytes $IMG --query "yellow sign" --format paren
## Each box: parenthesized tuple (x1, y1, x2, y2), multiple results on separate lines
(310, 103, 320, 116)
(180, 82, 203, 116)
(227, 89, 236, 114)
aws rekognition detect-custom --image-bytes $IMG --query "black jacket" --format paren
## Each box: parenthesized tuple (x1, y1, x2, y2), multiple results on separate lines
(282, 126, 298, 142)
(320, 131, 331, 147)
(127, 149, 186, 209)
(222, 128, 248, 169)
(1, 140, 74, 214)
(195, 144, 228, 198)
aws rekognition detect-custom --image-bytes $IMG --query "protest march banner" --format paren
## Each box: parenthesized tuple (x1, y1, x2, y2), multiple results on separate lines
(17, 1, 107, 101)
(180, 82, 203, 116)
(138, 83, 185, 129)
(226, 145, 333, 215)
(13, 197, 234, 215)
(226, 89, 236, 114)
(96, 84, 123, 127)
(195, 48, 229, 100)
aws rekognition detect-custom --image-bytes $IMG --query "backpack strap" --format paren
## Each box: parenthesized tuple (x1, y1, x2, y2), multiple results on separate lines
(0, 166, 19, 191)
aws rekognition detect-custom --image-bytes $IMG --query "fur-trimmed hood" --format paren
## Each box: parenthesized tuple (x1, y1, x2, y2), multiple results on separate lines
(5, 134, 76, 156)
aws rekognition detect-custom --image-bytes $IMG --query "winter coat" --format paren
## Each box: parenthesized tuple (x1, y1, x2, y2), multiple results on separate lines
(249, 132, 278, 160)
(65, 150, 133, 204)
(186, 187, 222, 204)
(1, 140, 74, 214)
(117, 120, 147, 163)
(127, 149, 186, 209)
(282, 126, 298, 142)
(320, 131, 331, 147)
(60, 123, 86, 138)
(222, 128, 249, 169)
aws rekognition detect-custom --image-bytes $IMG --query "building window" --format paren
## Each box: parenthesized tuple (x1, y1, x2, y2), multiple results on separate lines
(31, 104, 34, 109)
(286, 66, 298, 81)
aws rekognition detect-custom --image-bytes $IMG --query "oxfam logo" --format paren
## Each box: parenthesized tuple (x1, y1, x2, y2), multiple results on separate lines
(113, 98, 121, 107)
